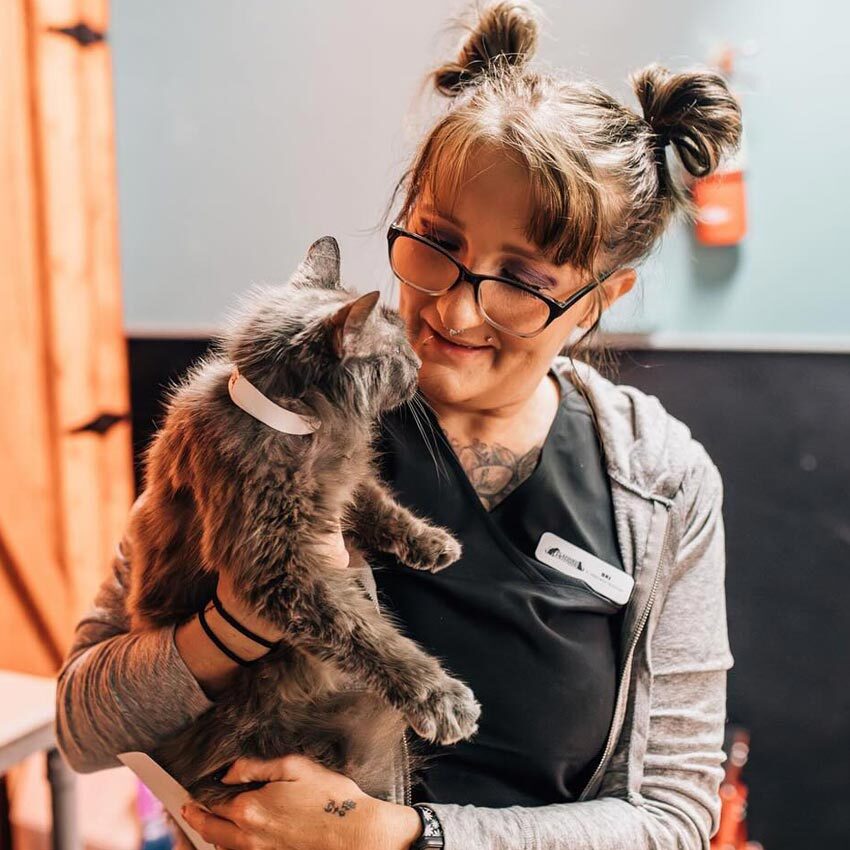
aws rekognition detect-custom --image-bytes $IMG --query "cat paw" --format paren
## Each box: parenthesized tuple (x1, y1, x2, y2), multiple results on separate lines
(398, 526, 462, 573)
(404, 677, 481, 745)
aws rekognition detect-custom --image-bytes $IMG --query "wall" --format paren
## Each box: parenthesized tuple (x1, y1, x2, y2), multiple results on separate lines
(111, 0, 850, 344)
(108, 3, 850, 848)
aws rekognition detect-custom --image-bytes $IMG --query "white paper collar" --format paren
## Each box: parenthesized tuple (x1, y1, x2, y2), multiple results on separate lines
(228, 367, 320, 435)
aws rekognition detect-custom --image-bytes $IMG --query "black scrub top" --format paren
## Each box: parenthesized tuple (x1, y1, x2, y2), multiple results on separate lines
(371, 366, 628, 807)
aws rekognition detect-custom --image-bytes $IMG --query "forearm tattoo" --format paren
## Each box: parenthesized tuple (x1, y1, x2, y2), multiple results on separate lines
(449, 436, 543, 511)
(324, 798, 357, 817)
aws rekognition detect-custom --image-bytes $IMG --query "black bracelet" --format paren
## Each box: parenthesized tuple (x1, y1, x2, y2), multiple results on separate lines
(211, 587, 279, 649)
(197, 602, 262, 668)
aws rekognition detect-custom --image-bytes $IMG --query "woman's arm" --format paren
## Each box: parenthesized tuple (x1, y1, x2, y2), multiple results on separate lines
(55, 544, 290, 773)
(425, 448, 734, 850)
(56, 514, 350, 774)
(55, 541, 218, 772)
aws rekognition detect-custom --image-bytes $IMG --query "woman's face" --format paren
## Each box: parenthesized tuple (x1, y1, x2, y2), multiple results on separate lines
(396, 149, 635, 414)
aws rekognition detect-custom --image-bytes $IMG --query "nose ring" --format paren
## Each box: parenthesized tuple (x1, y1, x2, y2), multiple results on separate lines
(447, 328, 462, 337)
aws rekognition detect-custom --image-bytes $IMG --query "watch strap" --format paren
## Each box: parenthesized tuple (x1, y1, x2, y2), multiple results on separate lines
(411, 803, 444, 849)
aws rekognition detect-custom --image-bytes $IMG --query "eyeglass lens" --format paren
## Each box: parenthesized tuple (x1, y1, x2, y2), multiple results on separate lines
(390, 234, 550, 335)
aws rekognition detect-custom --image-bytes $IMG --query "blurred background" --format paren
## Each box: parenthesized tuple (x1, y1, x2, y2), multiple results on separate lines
(1, 2, 848, 850)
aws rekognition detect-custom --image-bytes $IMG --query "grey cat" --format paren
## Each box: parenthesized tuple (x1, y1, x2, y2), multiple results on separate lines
(125, 236, 481, 805)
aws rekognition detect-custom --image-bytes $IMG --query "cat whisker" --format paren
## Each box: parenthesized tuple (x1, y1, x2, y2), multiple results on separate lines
(408, 391, 450, 485)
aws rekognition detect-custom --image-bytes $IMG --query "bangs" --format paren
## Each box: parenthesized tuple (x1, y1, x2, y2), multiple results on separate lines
(398, 120, 605, 275)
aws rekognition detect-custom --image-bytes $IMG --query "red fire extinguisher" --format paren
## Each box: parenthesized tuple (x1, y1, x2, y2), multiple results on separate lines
(693, 47, 748, 247)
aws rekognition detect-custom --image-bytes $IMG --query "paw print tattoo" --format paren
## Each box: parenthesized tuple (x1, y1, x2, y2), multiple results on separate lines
(323, 798, 357, 817)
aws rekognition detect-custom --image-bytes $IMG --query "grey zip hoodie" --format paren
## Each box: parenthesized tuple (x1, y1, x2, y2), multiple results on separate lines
(55, 355, 734, 850)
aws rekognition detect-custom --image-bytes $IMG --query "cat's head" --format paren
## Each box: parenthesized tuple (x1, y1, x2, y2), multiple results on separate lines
(222, 236, 421, 418)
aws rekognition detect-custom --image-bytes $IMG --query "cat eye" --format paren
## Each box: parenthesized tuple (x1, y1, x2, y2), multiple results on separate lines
(387, 222, 615, 338)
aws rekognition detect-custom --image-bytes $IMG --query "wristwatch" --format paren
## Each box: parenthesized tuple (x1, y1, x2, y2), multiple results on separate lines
(411, 802, 444, 848)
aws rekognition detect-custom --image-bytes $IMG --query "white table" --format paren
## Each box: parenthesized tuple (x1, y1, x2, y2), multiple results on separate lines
(0, 671, 78, 850)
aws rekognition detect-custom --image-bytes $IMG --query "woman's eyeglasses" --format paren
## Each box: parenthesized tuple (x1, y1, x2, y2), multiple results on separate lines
(386, 222, 614, 339)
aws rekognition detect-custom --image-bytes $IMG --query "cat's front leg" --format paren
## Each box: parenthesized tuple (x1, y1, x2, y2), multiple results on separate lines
(344, 478, 462, 573)
(263, 569, 480, 745)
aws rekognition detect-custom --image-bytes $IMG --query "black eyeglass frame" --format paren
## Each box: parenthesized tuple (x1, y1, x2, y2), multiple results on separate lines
(386, 223, 615, 339)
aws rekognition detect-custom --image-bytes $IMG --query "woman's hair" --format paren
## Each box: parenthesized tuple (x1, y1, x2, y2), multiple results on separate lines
(380, 0, 743, 390)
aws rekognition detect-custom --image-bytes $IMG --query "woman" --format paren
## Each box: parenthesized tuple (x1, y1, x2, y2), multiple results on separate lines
(55, 2, 741, 848)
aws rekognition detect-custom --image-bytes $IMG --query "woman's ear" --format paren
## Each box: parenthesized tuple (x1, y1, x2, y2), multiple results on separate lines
(578, 267, 637, 327)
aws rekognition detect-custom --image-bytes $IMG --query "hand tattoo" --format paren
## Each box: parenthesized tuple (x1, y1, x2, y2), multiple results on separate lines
(324, 798, 357, 817)
(448, 436, 543, 511)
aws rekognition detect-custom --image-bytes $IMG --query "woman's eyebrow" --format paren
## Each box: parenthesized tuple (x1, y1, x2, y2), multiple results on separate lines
(421, 204, 464, 228)
(421, 204, 557, 273)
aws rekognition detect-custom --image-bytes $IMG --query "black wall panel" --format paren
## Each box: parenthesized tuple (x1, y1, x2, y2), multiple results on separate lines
(128, 339, 850, 848)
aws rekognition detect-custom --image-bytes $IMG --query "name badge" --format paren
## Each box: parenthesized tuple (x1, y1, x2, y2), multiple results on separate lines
(534, 531, 634, 606)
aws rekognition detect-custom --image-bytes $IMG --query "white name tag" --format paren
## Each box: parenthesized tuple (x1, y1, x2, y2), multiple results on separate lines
(534, 531, 634, 606)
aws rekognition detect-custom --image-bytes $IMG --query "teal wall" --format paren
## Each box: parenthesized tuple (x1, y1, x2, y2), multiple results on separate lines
(583, 1, 849, 339)
(112, 1, 848, 344)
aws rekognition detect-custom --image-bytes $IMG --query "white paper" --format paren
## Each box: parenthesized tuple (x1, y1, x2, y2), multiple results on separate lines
(118, 752, 215, 850)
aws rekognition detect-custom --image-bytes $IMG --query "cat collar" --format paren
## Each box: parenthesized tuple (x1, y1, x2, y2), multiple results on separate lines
(228, 367, 320, 435)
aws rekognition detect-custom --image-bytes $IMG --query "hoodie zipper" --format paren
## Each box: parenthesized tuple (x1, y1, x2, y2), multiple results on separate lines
(401, 729, 412, 805)
(361, 577, 413, 806)
(577, 503, 673, 802)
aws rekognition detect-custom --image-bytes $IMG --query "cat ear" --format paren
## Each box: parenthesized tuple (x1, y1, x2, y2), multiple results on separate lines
(294, 236, 341, 290)
(328, 290, 381, 359)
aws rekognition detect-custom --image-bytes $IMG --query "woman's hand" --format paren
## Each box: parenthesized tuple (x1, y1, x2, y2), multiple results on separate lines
(181, 754, 423, 850)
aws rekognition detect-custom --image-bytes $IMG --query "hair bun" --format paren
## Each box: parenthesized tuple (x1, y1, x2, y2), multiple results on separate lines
(433, 0, 540, 97)
(630, 62, 742, 177)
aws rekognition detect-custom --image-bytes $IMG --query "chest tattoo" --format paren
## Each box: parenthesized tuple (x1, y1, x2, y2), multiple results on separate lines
(448, 436, 544, 511)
